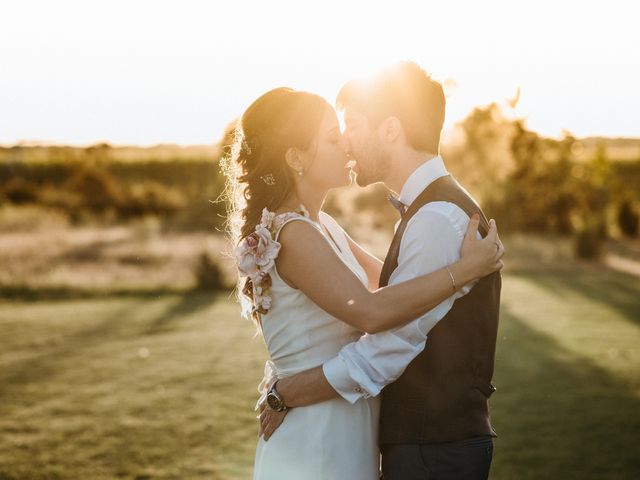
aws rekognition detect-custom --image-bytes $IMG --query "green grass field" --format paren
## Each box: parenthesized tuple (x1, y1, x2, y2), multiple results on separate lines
(1, 249, 639, 479)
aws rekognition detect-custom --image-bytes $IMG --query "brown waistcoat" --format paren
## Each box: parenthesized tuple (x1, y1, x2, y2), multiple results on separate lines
(379, 175, 501, 445)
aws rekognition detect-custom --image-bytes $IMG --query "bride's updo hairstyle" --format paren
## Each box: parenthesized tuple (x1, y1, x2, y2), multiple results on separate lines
(224, 87, 329, 244)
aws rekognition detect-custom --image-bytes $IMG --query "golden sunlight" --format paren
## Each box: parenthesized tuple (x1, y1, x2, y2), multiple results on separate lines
(1, 0, 638, 145)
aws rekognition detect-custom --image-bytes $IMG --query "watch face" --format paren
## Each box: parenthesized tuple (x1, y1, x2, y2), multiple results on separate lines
(267, 392, 283, 411)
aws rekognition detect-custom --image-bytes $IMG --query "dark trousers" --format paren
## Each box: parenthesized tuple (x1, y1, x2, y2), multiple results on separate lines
(381, 436, 493, 480)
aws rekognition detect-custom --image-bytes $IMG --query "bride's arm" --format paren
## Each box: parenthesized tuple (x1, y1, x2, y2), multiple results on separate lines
(276, 215, 501, 335)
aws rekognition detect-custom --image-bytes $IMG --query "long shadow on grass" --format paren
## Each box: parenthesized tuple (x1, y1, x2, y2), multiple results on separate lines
(0, 300, 144, 401)
(508, 263, 640, 327)
(0, 293, 218, 403)
(145, 291, 218, 333)
(491, 305, 640, 479)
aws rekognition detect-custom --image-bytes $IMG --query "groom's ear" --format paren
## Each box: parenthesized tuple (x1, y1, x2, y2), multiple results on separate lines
(380, 116, 402, 143)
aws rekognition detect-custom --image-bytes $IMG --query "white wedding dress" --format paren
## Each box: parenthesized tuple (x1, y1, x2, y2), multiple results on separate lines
(252, 211, 380, 480)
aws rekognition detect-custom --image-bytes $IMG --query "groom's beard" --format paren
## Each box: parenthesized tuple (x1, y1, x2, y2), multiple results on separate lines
(354, 142, 391, 187)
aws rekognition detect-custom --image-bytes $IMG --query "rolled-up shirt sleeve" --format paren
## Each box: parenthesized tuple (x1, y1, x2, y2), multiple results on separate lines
(323, 203, 477, 403)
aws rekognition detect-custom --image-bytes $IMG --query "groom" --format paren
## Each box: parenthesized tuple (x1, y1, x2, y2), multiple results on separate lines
(260, 62, 502, 480)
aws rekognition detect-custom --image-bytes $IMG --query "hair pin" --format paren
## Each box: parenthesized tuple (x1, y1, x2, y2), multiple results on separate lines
(261, 173, 276, 186)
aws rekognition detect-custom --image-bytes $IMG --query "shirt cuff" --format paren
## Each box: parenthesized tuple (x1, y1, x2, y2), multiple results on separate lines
(322, 355, 367, 404)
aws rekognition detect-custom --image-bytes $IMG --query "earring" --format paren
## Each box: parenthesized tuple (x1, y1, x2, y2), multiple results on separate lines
(297, 170, 304, 177)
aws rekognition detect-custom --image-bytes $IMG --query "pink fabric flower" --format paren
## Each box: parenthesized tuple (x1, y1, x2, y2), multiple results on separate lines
(260, 208, 276, 229)
(254, 293, 272, 315)
(235, 205, 309, 319)
(235, 234, 261, 277)
(253, 224, 281, 272)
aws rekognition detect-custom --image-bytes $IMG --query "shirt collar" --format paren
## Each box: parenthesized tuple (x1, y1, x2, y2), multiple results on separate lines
(398, 155, 449, 206)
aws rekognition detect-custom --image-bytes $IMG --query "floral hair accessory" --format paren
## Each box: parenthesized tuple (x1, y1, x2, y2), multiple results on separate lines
(235, 205, 309, 320)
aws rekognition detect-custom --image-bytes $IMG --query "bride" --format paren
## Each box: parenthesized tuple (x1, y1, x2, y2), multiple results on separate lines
(224, 87, 503, 479)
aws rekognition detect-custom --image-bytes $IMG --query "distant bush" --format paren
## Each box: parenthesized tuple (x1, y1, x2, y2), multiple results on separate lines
(2, 131, 638, 235)
(617, 200, 639, 237)
(2, 177, 40, 204)
(574, 227, 603, 260)
(0, 144, 226, 229)
(194, 251, 230, 291)
(65, 166, 124, 214)
(122, 181, 187, 217)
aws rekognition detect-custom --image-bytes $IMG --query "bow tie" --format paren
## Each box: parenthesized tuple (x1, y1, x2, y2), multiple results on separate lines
(388, 194, 407, 217)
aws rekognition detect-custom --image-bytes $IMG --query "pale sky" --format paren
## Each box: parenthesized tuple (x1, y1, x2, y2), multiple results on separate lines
(1, 0, 638, 146)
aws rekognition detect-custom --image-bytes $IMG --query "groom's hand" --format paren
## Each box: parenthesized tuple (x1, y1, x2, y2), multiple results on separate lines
(257, 366, 340, 440)
(258, 401, 287, 441)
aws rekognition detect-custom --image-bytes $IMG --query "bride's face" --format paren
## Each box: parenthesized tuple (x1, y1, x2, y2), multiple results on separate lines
(299, 106, 352, 190)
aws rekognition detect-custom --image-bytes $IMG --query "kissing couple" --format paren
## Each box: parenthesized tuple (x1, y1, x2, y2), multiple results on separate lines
(225, 61, 504, 480)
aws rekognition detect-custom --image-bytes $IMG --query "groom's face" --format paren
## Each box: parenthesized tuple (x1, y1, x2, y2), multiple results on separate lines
(343, 109, 391, 187)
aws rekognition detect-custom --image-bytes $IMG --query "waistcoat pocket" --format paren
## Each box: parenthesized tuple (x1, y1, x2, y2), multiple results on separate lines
(472, 376, 497, 398)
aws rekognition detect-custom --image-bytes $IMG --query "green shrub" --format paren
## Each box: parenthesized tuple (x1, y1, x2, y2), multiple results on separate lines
(617, 200, 639, 237)
(2, 177, 40, 204)
(65, 166, 124, 213)
(122, 181, 187, 218)
(574, 227, 603, 260)
(194, 252, 230, 291)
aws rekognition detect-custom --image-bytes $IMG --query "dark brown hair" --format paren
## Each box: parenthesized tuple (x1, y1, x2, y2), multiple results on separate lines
(336, 61, 445, 153)
(223, 87, 329, 244)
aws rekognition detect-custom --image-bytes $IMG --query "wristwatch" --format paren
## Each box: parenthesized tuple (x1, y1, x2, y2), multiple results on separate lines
(266, 381, 288, 412)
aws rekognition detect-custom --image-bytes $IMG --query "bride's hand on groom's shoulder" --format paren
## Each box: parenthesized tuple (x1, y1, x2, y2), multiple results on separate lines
(460, 215, 505, 279)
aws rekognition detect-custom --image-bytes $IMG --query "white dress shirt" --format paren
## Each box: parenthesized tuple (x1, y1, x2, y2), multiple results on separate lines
(322, 156, 478, 404)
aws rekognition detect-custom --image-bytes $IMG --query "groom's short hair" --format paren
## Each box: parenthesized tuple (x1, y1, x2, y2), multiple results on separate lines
(336, 61, 445, 153)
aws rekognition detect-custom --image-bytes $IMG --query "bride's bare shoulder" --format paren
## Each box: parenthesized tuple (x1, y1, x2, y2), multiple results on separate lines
(276, 216, 323, 246)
